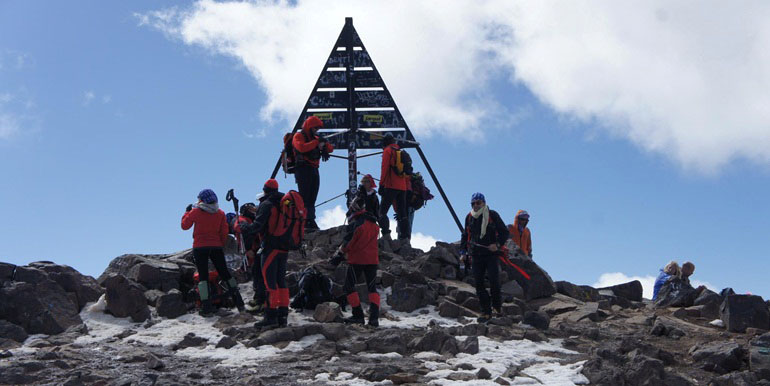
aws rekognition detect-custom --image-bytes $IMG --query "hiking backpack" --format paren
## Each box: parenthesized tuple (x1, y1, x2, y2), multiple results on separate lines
(267, 190, 306, 250)
(409, 172, 434, 210)
(281, 133, 296, 174)
(290, 266, 334, 310)
(391, 148, 413, 176)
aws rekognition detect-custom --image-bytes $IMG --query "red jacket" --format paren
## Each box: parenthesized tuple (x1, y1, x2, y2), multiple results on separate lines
(342, 215, 380, 265)
(293, 126, 334, 168)
(380, 144, 407, 191)
(181, 208, 229, 248)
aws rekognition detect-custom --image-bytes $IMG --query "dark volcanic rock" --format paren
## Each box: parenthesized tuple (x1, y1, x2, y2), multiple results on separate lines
(459, 336, 479, 354)
(313, 302, 343, 323)
(98, 252, 197, 293)
(0, 320, 28, 343)
(0, 279, 82, 335)
(505, 258, 556, 301)
(522, 311, 550, 330)
(720, 294, 770, 333)
(0, 262, 15, 282)
(409, 329, 458, 354)
(689, 341, 746, 374)
(556, 281, 601, 302)
(366, 330, 409, 354)
(28, 261, 103, 310)
(156, 289, 187, 319)
(387, 280, 436, 312)
(102, 274, 151, 322)
(599, 280, 643, 302)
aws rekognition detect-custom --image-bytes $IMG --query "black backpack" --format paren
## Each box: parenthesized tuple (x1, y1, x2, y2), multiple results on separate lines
(409, 172, 434, 210)
(290, 266, 333, 310)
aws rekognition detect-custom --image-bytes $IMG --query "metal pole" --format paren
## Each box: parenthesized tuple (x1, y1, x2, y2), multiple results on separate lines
(414, 145, 463, 233)
(345, 17, 358, 202)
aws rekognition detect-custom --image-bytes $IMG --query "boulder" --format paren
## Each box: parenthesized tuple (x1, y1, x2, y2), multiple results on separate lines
(500, 280, 524, 300)
(387, 280, 436, 312)
(437, 300, 476, 318)
(365, 330, 409, 354)
(409, 329, 458, 354)
(27, 262, 103, 310)
(459, 336, 479, 354)
(156, 289, 187, 319)
(98, 253, 197, 293)
(694, 289, 722, 307)
(555, 281, 601, 302)
(689, 341, 746, 374)
(313, 302, 343, 323)
(654, 278, 699, 308)
(102, 274, 151, 322)
(0, 320, 28, 343)
(0, 280, 82, 335)
(598, 280, 643, 302)
(0, 262, 15, 282)
(721, 294, 770, 333)
(522, 311, 550, 330)
(504, 258, 556, 301)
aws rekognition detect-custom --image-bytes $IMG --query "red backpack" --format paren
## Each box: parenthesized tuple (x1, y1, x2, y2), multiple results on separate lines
(267, 190, 306, 250)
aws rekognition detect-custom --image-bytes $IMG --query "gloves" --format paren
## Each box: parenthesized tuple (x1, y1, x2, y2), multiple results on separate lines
(186, 204, 193, 212)
(329, 251, 344, 267)
(378, 186, 385, 196)
(321, 150, 331, 162)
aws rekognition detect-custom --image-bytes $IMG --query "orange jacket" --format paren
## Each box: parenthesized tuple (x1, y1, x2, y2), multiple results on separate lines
(508, 210, 532, 256)
(380, 144, 407, 191)
(181, 208, 229, 248)
(292, 126, 334, 168)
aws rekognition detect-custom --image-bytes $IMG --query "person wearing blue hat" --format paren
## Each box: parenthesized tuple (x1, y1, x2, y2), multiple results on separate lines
(459, 192, 509, 323)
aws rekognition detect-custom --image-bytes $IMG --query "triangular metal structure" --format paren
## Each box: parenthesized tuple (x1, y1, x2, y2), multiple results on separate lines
(271, 17, 462, 232)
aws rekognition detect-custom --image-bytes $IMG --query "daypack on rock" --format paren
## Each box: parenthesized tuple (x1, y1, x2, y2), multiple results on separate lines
(192, 270, 232, 307)
(267, 190, 306, 250)
(409, 172, 434, 210)
(290, 266, 333, 310)
(281, 132, 296, 174)
(392, 148, 413, 176)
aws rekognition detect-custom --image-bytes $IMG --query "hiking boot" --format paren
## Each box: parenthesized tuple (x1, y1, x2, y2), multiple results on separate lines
(245, 301, 265, 314)
(254, 308, 279, 329)
(277, 307, 289, 327)
(224, 279, 245, 312)
(477, 313, 492, 324)
(344, 306, 365, 325)
(493, 307, 504, 318)
(199, 300, 215, 317)
(367, 303, 380, 328)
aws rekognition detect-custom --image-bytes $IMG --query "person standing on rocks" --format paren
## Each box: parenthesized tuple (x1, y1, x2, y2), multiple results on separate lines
(353, 173, 379, 217)
(330, 198, 381, 327)
(378, 133, 410, 241)
(182, 189, 246, 316)
(233, 202, 267, 313)
(460, 192, 510, 323)
(507, 210, 532, 259)
(293, 116, 333, 232)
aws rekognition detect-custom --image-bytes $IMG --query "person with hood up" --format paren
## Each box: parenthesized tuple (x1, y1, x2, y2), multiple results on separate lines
(652, 261, 680, 300)
(378, 133, 410, 241)
(293, 116, 334, 231)
(329, 198, 381, 327)
(353, 174, 379, 218)
(507, 210, 532, 259)
(233, 202, 267, 313)
(182, 189, 246, 316)
(459, 192, 509, 323)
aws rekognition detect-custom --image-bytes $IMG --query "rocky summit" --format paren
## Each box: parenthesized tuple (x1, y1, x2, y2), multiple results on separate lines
(2, 227, 770, 385)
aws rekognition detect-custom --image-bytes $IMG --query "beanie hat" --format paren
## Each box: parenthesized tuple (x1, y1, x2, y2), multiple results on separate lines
(517, 210, 530, 220)
(263, 179, 279, 193)
(361, 174, 377, 188)
(471, 192, 485, 203)
(302, 116, 324, 131)
(198, 189, 218, 204)
(383, 133, 395, 146)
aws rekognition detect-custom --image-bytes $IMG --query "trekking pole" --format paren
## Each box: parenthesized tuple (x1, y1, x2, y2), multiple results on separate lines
(319, 130, 349, 141)
(315, 192, 347, 208)
(367, 131, 420, 146)
(225, 189, 239, 213)
(470, 242, 530, 280)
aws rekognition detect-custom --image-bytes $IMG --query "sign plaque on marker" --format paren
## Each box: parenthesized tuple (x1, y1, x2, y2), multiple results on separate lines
(270, 17, 462, 232)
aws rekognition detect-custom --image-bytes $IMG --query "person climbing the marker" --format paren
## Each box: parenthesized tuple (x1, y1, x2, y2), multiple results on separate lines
(250, 179, 306, 329)
(293, 116, 333, 232)
(182, 189, 246, 316)
(652, 261, 680, 300)
(354, 173, 379, 218)
(329, 197, 381, 327)
(378, 133, 410, 241)
(507, 210, 532, 259)
(459, 192, 509, 323)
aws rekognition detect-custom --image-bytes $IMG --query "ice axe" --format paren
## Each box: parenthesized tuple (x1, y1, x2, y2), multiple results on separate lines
(470, 242, 531, 280)
(225, 189, 239, 213)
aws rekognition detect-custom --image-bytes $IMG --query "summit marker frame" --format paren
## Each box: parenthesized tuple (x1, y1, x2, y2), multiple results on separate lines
(270, 17, 462, 232)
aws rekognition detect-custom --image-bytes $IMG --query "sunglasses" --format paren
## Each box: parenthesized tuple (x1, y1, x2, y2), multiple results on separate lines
(471, 200, 484, 205)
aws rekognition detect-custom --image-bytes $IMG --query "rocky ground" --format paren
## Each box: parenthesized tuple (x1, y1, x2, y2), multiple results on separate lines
(2, 226, 770, 385)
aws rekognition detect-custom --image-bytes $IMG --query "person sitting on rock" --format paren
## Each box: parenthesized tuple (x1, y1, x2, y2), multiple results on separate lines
(329, 198, 381, 327)
(681, 261, 707, 293)
(459, 192, 510, 323)
(652, 261, 680, 300)
(182, 189, 246, 316)
(507, 210, 532, 259)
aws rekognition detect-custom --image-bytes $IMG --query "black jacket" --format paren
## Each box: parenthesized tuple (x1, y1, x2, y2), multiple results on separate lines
(240, 191, 284, 249)
(355, 185, 380, 218)
(460, 209, 509, 257)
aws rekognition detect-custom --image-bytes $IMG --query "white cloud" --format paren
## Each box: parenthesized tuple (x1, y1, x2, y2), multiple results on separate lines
(0, 93, 19, 139)
(593, 272, 716, 300)
(102, 95, 112, 104)
(410, 232, 440, 252)
(317, 205, 347, 230)
(82, 91, 95, 106)
(140, 1, 770, 172)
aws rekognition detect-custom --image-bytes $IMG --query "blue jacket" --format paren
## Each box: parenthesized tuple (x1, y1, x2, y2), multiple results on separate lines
(652, 269, 671, 300)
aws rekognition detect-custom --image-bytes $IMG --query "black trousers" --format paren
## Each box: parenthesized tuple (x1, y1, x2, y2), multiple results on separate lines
(472, 254, 501, 314)
(193, 247, 232, 283)
(251, 256, 266, 304)
(343, 264, 378, 295)
(295, 165, 319, 221)
(379, 188, 410, 239)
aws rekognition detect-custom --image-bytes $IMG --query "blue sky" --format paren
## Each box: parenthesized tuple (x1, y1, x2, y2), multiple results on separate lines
(2, 1, 770, 298)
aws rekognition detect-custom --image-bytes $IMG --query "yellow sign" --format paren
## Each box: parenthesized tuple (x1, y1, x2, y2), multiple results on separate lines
(313, 112, 332, 120)
(363, 114, 383, 123)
